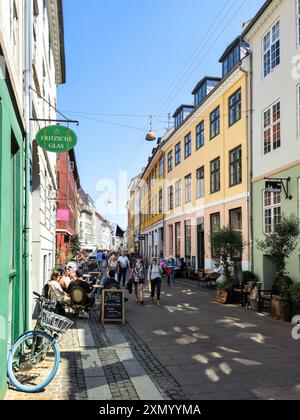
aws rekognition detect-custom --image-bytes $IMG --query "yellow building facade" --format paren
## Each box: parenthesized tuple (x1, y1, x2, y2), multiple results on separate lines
(139, 144, 165, 262)
(161, 55, 251, 271)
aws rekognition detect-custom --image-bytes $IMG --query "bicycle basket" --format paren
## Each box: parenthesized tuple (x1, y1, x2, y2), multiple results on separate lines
(40, 310, 74, 334)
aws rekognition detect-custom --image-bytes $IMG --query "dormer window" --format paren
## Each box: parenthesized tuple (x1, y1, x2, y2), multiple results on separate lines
(219, 37, 249, 78)
(194, 84, 206, 107)
(173, 105, 194, 128)
(192, 77, 221, 108)
(223, 45, 240, 77)
(175, 112, 183, 128)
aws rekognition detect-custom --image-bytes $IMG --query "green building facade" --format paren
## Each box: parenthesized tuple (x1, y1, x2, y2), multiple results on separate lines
(0, 72, 28, 399)
(253, 165, 300, 289)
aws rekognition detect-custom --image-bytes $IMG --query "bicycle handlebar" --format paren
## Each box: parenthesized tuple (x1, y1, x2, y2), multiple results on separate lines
(33, 292, 42, 298)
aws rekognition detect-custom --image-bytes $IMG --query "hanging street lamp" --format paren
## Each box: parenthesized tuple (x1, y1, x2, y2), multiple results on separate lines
(145, 115, 157, 142)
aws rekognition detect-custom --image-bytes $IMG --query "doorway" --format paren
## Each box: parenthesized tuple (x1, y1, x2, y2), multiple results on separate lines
(197, 218, 205, 270)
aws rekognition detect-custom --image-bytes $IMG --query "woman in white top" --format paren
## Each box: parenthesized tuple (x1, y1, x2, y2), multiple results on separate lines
(148, 257, 163, 306)
(48, 272, 70, 305)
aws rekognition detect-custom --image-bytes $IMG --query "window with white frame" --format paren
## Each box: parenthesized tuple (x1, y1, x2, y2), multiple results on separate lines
(175, 180, 182, 208)
(263, 101, 281, 155)
(263, 21, 280, 77)
(196, 166, 205, 199)
(159, 156, 164, 177)
(263, 191, 281, 234)
(185, 174, 192, 204)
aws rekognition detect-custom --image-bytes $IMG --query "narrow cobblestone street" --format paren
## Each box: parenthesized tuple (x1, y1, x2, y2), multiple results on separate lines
(5, 279, 300, 401)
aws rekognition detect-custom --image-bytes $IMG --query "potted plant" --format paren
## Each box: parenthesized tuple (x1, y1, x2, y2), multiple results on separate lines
(290, 282, 300, 317)
(211, 227, 244, 305)
(216, 277, 237, 304)
(257, 215, 300, 322)
(242, 271, 258, 287)
(271, 275, 293, 321)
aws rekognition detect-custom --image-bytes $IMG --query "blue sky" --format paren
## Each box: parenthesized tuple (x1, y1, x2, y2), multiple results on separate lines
(58, 0, 265, 228)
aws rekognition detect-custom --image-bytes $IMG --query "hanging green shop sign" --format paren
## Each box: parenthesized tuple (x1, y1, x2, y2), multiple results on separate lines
(36, 125, 77, 153)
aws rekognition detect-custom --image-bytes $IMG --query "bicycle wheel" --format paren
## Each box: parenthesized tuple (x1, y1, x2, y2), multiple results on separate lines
(7, 330, 60, 393)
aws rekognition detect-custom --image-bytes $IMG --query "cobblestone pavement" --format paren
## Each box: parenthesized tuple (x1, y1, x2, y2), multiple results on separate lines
(88, 313, 140, 400)
(5, 278, 300, 400)
(120, 323, 191, 400)
(125, 279, 300, 401)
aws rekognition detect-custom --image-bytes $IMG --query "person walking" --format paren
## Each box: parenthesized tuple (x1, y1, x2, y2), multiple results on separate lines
(166, 256, 176, 288)
(107, 253, 118, 279)
(148, 257, 163, 306)
(96, 249, 103, 271)
(132, 258, 145, 305)
(117, 250, 130, 287)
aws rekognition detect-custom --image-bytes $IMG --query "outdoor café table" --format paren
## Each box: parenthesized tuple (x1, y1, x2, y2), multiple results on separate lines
(93, 285, 103, 290)
(202, 271, 218, 289)
(90, 272, 101, 277)
(207, 272, 218, 289)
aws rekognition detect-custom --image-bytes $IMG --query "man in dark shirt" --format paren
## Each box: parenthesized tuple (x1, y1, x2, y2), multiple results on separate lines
(102, 270, 120, 289)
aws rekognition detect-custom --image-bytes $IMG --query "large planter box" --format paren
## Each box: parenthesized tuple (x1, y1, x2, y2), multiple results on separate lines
(291, 303, 300, 317)
(231, 289, 242, 305)
(216, 290, 229, 304)
(271, 299, 291, 322)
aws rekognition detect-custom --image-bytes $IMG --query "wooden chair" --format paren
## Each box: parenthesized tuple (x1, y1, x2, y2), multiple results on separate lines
(258, 289, 274, 313)
(69, 287, 87, 317)
(207, 272, 218, 289)
(197, 270, 209, 288)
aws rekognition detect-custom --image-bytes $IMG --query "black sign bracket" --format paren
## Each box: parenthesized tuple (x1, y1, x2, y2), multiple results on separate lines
(264, 177, 293, 200)
(30, 118, 79, 126)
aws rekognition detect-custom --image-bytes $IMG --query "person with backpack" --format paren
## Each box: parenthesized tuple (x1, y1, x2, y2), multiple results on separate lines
(166, 256, 176, 288)
(148, 257, 163, 306)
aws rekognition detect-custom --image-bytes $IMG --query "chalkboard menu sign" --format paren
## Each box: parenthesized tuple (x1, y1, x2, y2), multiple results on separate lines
(101, 289, 125, 324)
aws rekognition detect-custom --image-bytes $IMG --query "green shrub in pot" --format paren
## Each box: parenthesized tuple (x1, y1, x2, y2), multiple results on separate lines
(242, 271, 258, 286)
(290, 283, 300, 316)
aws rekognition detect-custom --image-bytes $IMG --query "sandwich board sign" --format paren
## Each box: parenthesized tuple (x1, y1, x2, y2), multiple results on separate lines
(101, 289, 125, 325)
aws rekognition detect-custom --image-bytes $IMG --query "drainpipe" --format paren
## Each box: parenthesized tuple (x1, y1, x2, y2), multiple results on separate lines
(24, 0, 33, 330)
(239, 58, 253, 272)
(249, 57, 254, 273)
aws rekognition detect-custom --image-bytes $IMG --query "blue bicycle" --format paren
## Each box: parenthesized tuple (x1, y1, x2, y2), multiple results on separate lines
(7, 292, 73, 393)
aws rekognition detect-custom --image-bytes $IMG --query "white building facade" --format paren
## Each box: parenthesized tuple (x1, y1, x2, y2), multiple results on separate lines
(30, 0, 66, 294)
(101, 221, 112, 250)
(95, 213, 103, 249)
(243, 0, 300, 286)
